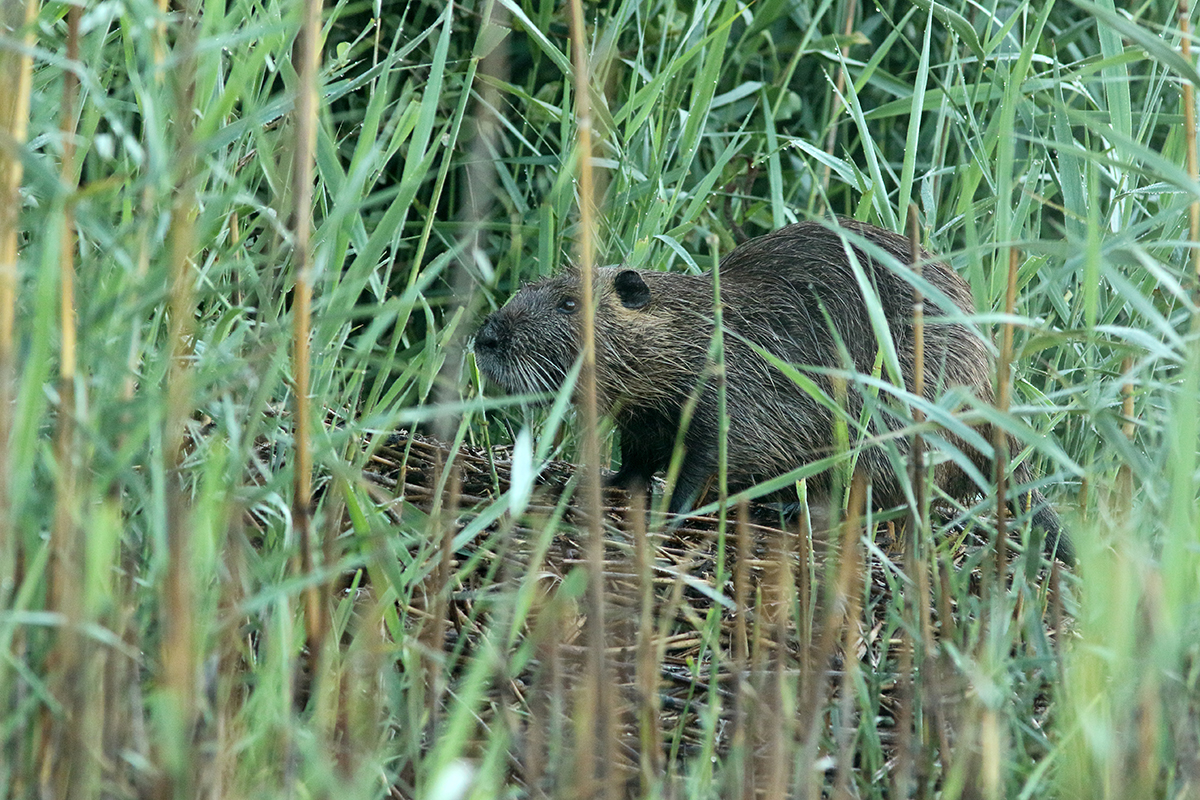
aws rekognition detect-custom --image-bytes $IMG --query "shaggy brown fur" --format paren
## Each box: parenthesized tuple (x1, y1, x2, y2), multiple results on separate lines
(474, 220, 1072, 564)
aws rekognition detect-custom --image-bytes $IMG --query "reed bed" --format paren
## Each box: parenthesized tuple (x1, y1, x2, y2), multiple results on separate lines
(0, 0, 1198, 798)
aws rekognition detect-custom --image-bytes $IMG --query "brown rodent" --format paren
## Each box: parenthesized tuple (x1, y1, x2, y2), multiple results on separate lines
(474, 220, 1072, 565)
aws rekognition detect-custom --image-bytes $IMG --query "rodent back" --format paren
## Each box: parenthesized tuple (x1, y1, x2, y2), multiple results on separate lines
(715, 221, 985, 394)
(478, 221, 989, 411)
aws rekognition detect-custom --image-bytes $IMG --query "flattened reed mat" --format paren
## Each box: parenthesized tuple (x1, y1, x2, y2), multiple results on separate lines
(311, 431, 1065, 787)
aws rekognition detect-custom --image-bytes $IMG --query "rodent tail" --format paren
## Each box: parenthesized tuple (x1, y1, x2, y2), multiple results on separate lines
(1024, 488, 1075, 566)
(1010, 459, 1074, 567)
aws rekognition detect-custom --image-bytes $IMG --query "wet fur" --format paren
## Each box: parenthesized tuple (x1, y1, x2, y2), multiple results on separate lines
(474, 220, 1073, 564)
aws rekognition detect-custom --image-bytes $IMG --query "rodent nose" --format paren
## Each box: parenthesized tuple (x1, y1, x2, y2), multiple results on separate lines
(475, 317, 502, 351)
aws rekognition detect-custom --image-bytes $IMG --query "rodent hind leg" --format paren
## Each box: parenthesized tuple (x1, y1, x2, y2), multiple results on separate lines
(665, 443, 717, 515)
(605, 462, 653, 490)
(605, 430, 665, 491)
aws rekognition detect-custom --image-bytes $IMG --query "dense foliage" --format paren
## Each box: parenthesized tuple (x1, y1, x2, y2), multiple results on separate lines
(0, 0, 1197, 797)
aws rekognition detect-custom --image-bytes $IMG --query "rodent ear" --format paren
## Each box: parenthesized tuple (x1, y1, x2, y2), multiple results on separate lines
(614, 270, 651, 309)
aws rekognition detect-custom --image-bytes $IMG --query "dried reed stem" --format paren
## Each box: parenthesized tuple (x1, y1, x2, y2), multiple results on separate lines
(763, 516, 795, 800)
(895, 204, 926, 799)
(160, 2, 201, 793)
(566, 2, 611, 796)
(424, 452, 457, 745)
(51, 0, 81, 616)
(832, 543, 866, 800)
(1116, 356, 1136, 511)
(0, 0, 37, 588)
(45, 7, 84, 794)
(632, 485, 662, 792)
(981, 707, 1003, 800)
(121, 0, 171, 410)
(993, 247, 1019, 594)
(819, 0, 858, 203)
(1182, 0, 1199, 292)
(907, 208, 933, 646)
(1121, 356, 1136, 440)
(732, 499, 751, 799)
(799, 471, 867, 800)
(907, 205, 926, 486)
(291, 0, 326, 701)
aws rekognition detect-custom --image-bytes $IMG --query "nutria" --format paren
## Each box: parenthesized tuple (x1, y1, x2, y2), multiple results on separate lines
(474, 220, 1072, 565)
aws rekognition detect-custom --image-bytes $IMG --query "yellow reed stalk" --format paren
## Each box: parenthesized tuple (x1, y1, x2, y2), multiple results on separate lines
(566, 1, 612, 797)
(51, 1, 80, 614)
(993, 248, 1019, 592)
(159, 2, 201, 790)
(1181, 0, 1199, 289)
(0, 0, 37, 578)
(291, 0, 326, 698)
(798, 471, 866, 799)
(894, 204, 927, 799)
(45, 11, 84, 794)
(819, 0, 859, 204)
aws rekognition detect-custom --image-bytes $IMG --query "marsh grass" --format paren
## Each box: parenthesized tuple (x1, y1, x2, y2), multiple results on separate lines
(0, 0, 1198, 797)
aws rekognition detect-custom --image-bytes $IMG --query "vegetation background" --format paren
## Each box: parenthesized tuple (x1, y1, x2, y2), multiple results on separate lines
(0, 0, 1197, 797)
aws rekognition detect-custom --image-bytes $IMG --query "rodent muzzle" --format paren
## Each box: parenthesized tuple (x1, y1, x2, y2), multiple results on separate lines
(473, 316, 504, 354)
(472, 313, 521, 392)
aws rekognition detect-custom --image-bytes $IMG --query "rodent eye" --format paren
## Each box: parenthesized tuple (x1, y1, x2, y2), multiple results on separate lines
(557, 297, 578, 314)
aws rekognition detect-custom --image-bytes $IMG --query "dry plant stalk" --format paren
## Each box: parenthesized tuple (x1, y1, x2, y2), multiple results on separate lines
(762, 514, 795, 800)
(291, 0, 327, 698)
(51, 0, 81, 619)
(566, 2, 613, 797)
(44, 6, 84, 794)
(1116, 355, 1136, 510)
(124, 0, 173, 402)
(1182, 0, 1199, 289)
(423, 453, 458, 744)
(160, 2, 201, 793)
(819, 0, 859, 202)
(732, 499, 752, 799)
(906, 208, 933, 649)
(799, 471, 867, 800)
(993, 247, 1020, 594)
(894, 204, 926, 799)
(906, 206, 927, 507)
(631, 485, 662, 793)
(0, 0, 37, 584)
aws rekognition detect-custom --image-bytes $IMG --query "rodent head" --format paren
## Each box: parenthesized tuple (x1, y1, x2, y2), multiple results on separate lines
(473, 268, 655, 399)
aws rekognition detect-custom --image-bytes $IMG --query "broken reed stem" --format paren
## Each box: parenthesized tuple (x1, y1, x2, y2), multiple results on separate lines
(566, 2, 611, 797)
(993, 247, 1019, 594)
(0, 0, 37, 591)
(291, 0, 326, 703)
